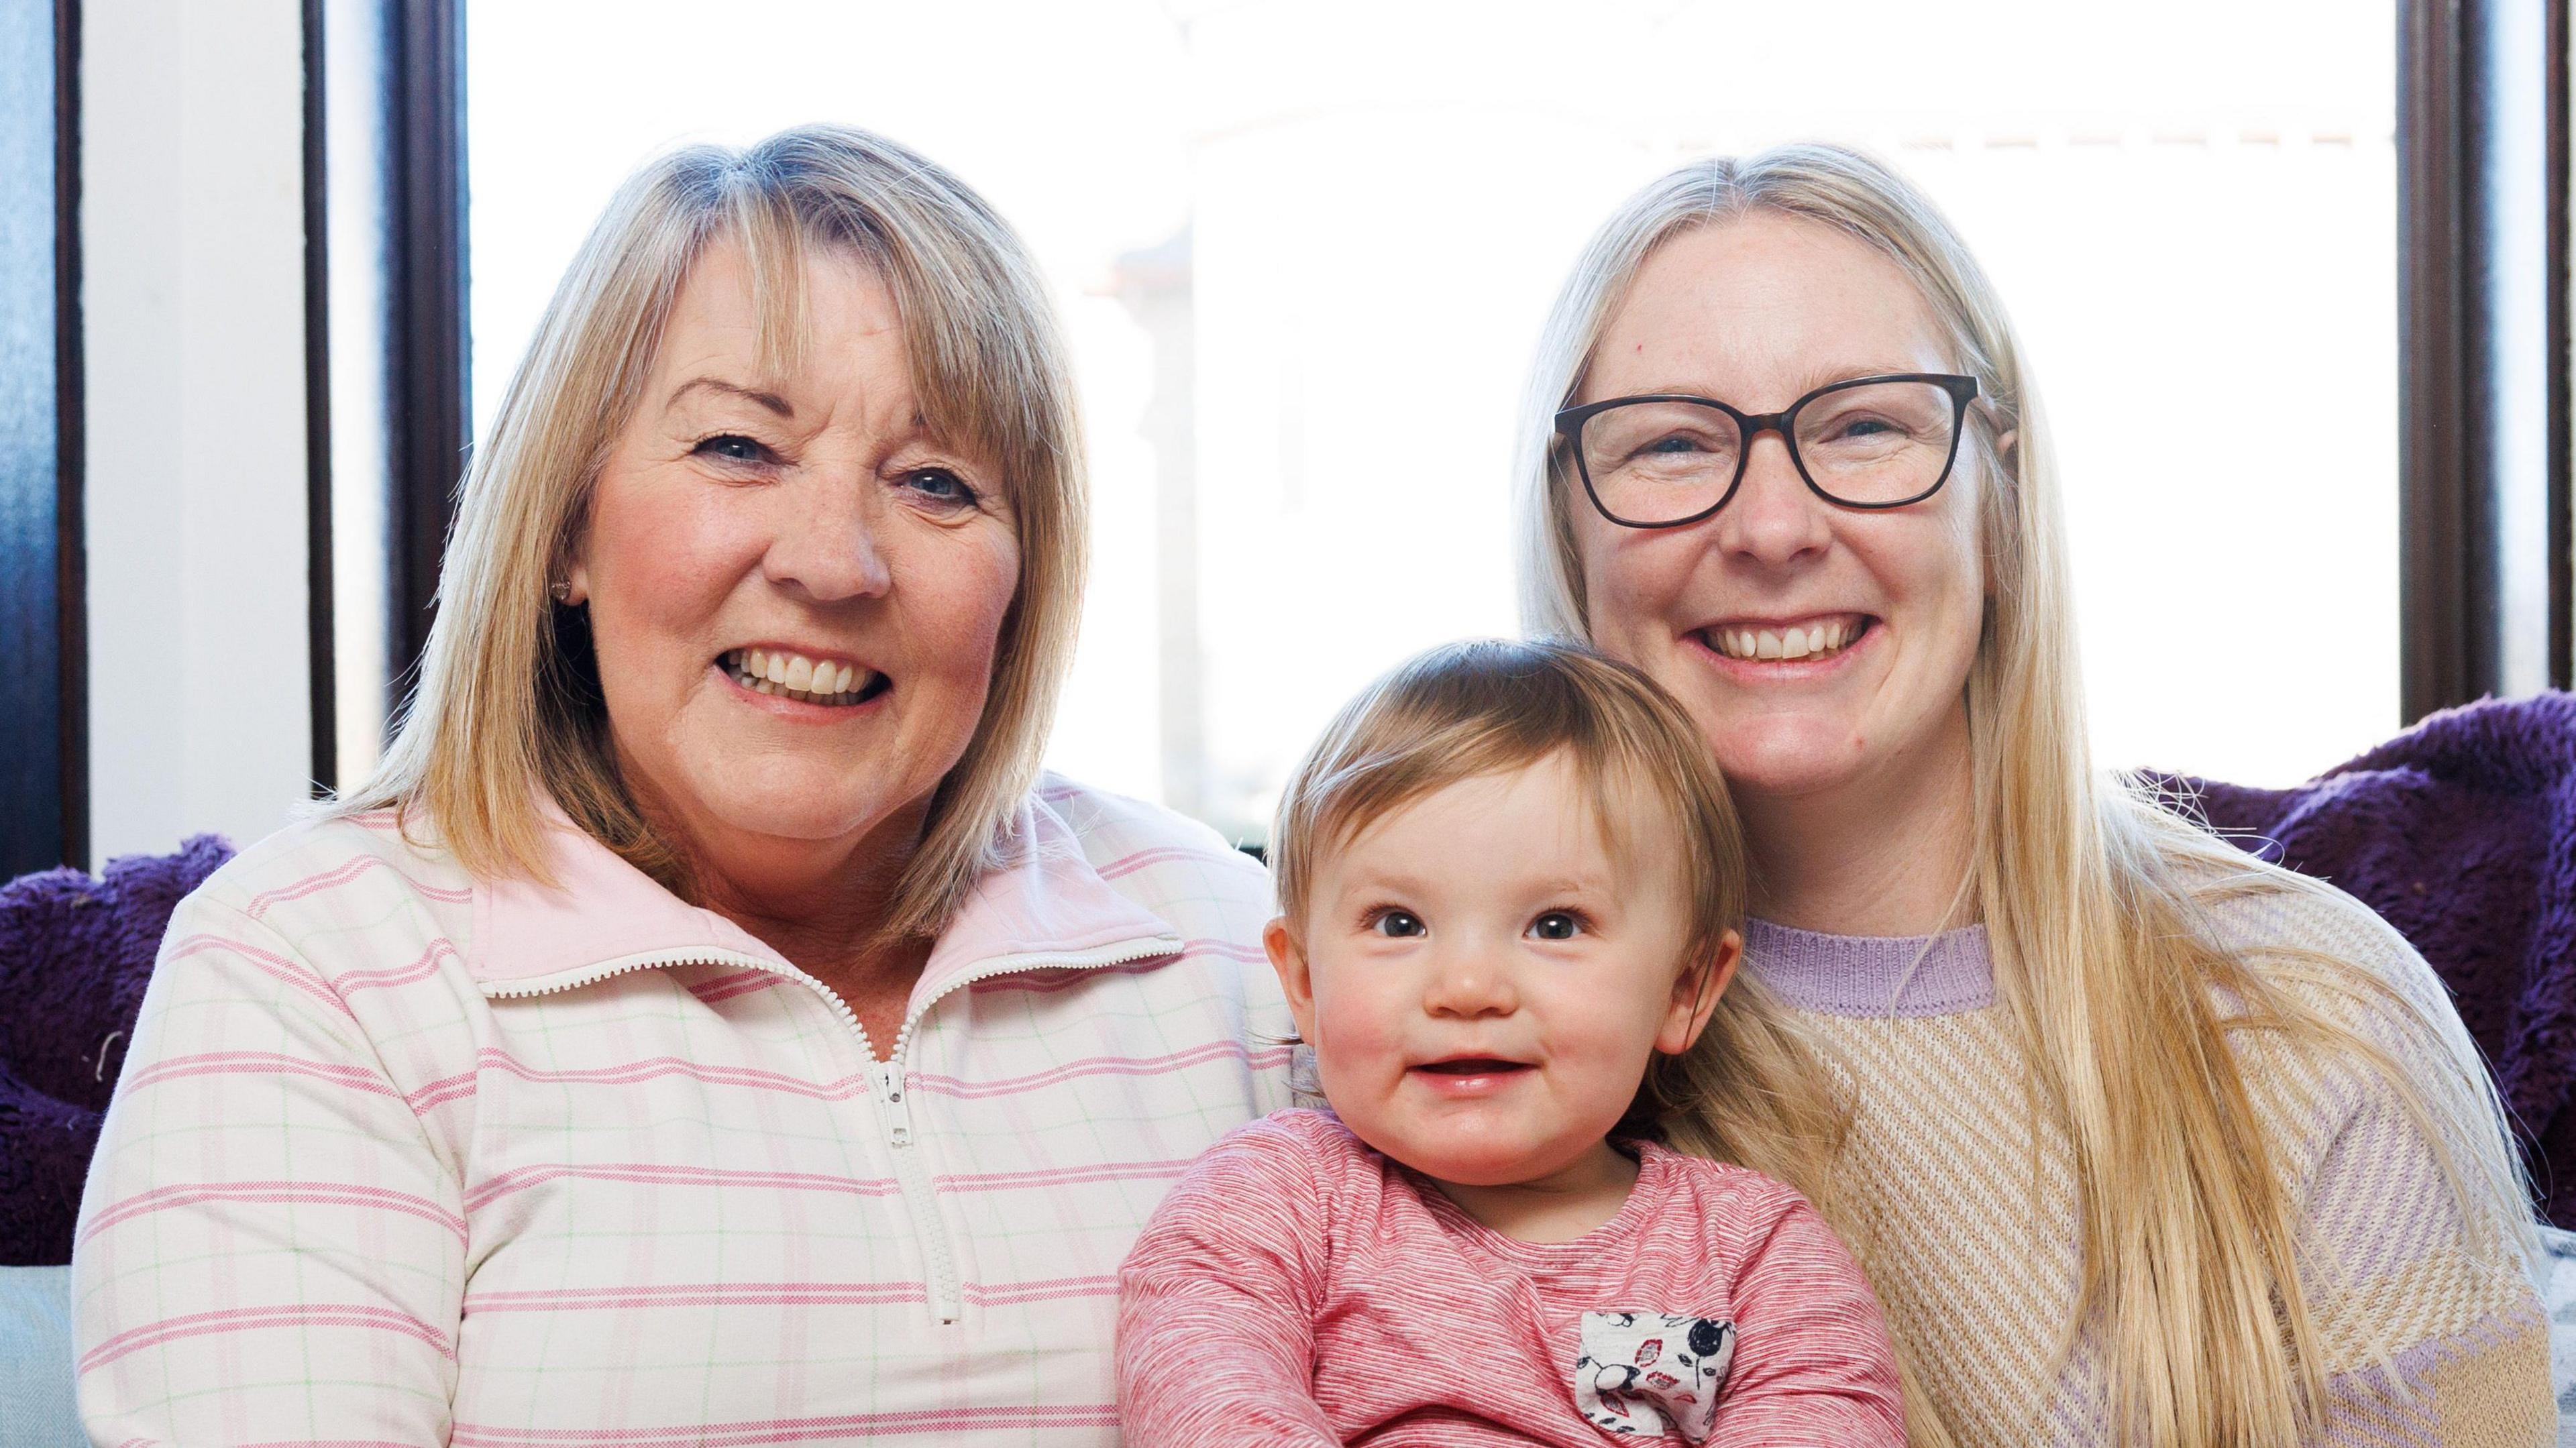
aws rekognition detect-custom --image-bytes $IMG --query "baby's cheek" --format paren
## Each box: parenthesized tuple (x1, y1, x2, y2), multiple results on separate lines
(1553, 1003, 1666, 1111)
(1311, 993, 1406, 1084)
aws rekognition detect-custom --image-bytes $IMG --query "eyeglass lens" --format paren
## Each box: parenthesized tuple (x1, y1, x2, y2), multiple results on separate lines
(1577, 380, 1960, 524)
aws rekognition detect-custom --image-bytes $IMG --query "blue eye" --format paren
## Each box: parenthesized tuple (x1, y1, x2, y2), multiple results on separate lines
(1529, 911, 1582, 941)
(901, 467, 980, 508)
(694, 434, 767, 463)
(1371, 909, 1426, 938)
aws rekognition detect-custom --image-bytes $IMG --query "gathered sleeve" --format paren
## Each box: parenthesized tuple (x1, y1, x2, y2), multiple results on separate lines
(69, 887, 467, 1446)
(2298, 1053, 2554, 1442)
(1114, 1120, 1339, 1448)
(2244, 893, 2555, 1444)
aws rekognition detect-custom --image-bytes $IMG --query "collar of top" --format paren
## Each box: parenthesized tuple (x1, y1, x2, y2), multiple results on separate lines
(1741, 917, 1996, 1018)
(466, 791, 1183, 1005)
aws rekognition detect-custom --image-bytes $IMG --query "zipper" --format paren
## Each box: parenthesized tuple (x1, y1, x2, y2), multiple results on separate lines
(870, 1054, 958, 1321)
(481, 948, 961, 1311)
(484, 934, 1184, 1327)
(875, 935, 1183, 1324)
(881, 937, 1183, 1067)
(872, 1058, 914, 1146)
(478, 950, 768, 1003)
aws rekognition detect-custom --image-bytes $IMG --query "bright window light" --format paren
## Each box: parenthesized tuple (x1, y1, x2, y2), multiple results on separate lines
(470, 0, 2398, 844)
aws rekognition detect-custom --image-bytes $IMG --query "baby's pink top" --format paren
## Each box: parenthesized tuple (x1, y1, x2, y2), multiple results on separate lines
(1116, 1109, 1902, 1446)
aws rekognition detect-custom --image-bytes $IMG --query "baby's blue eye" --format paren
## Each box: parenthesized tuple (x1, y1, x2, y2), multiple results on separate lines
(1529, 911, 1581, 941)
(1372, 909, 1425, 938)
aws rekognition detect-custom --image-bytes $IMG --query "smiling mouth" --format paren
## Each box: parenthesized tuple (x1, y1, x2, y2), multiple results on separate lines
(718, 647, 892, 708)
(1413, 1058, 1533, 1076)
(1698, 614, 1874, 663)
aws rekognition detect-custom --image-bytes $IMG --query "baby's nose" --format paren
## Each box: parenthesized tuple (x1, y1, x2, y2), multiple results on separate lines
(1422, 952, 1518, 1016)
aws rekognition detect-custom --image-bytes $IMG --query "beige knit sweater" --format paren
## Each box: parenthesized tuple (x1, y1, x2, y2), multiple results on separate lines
(1746, 885, 2553, 1447)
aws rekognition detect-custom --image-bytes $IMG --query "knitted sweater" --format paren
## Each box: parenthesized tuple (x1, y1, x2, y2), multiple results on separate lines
(1743, 884, 2553, 1447)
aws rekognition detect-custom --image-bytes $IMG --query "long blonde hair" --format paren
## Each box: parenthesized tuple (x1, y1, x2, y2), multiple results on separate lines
(337, 123, 1087, 942)
(1269, 638, 1851, 1209)
(1515, 146, 2534, 1445)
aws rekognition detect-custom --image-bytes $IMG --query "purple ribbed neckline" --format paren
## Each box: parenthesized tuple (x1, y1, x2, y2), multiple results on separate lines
(1742, 918, 1995, 1017)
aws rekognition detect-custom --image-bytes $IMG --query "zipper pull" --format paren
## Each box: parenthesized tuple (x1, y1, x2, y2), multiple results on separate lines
(873, 1059, 913, 1148)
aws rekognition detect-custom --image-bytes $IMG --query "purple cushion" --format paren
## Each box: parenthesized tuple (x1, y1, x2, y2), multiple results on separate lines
(0, 836, 231, 1265)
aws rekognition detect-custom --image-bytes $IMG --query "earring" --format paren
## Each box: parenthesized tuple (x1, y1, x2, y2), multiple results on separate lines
(549, 579, 574, 604)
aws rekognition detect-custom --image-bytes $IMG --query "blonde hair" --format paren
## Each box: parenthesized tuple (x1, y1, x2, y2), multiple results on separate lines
(1269, 637, 1854, 1251)
(1515, 146, 2534, 1446)
(337, 123, 1085, 942)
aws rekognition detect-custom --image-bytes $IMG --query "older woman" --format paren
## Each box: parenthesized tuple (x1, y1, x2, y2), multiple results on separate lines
(71, 125, 1289, 1444)
(1519, 148, 2550, 1445)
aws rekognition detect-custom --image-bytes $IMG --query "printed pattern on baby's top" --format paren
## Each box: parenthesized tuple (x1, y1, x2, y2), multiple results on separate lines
(1574, 1311, 1735, 1440)
(1117, 1111, 1904, 1446)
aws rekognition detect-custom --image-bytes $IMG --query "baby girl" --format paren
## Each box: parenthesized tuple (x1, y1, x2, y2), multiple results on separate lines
(1116, 640, 1904, 1445)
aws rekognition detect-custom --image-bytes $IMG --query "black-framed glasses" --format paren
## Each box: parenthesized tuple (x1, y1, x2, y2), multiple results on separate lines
(1555, 373, 1980, 528)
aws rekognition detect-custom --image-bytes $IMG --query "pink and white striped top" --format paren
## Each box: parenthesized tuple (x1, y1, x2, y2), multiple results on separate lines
(70, 775, 1294, 1446)
(1116, 1110, 1905, 1446)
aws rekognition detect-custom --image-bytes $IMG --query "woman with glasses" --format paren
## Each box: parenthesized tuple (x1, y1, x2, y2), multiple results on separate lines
(1518, 148, 2548, 1445)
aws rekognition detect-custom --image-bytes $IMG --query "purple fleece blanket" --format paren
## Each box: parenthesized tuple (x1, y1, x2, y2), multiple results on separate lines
(2157, 690, 2576, 1227)
(0, 836, 232, 1265)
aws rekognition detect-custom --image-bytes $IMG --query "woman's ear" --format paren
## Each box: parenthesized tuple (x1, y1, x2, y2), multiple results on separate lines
(1265, 915, 1321, 1048)
(560, 547, 592, 607)
(1656, 928, 1741, 1056)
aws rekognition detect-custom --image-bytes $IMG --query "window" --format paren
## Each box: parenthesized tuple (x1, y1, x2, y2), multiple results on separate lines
(468, 0, 2404, 844)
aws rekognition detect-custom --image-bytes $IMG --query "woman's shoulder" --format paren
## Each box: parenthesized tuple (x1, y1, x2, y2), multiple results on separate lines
(1032, 771, 1271, 921)
(2186, 865, 2457, 1036)
(2190, 862, 2410, 960)
(182, 805, 474, 943)
(2186, 862, 2522, 1201)
(129, 812, 485, 1074)
(1034, 772, 1261, 873)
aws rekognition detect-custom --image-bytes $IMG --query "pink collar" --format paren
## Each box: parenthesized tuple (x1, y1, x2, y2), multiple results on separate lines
(468, 793, 1182, 1006)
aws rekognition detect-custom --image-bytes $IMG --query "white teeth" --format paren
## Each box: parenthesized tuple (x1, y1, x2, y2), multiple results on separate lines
(725, 649, 873, 704)
(1708, 620, 1864, 662)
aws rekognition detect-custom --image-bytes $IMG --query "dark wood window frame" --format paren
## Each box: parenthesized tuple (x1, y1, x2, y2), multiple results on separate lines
(305, 0, 333, 793)
(2398, 0, 2575, 720)
(385, 0, 470, 706)
(0, 0, 86, 876)
(304, 0, 469, 793)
